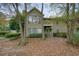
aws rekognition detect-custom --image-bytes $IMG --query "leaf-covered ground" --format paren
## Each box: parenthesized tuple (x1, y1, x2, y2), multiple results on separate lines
(0, 37, 79, 56)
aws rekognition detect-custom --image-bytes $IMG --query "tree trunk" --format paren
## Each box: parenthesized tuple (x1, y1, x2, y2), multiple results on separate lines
(69, 3, 75, 43)
(18, 19, 24, 45)
(41, 3, 45, 40)
(66, 3, 71, 41)
(66, 3, 75, 43)
(22, 3, 28, 45)
(14, 3, 27, 45)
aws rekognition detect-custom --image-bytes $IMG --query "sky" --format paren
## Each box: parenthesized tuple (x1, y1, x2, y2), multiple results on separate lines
(0, 3, 51, 18)
(32, 3, 51, 17)
(1, 3, 78, 19)
(4, 3, 60, 18)
(24, 3, 52, 18)
(27, 3, 59, 18)
(29, 3, 79, 18)
(0, 3, 66, 19)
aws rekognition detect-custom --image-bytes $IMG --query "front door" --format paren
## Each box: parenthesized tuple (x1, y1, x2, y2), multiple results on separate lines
(44, 26, 52, 37)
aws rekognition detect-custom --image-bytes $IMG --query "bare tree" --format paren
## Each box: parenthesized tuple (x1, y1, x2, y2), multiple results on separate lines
(0, 3, 28, 45)
(65, 3, 71, 41)
(41, 3, 45, 39)
(70, 3, 76, 43)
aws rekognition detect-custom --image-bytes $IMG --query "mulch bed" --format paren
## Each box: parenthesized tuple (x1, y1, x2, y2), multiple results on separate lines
(0, 37, 79, 56)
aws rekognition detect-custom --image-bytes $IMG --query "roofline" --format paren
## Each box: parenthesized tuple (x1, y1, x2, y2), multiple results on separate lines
(27, 7, 44, 16)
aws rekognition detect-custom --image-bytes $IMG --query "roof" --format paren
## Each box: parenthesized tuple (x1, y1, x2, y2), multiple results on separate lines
(27, 7, 44, 16)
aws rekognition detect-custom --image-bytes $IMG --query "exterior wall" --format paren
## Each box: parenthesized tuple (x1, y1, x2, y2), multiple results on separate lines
(28, 24, 42, 28)
(44, 20, 67, 33)
(26, 19, 67, 37)
(26, 10, 43, 36)
(53, 22, 67, 33)
(25, 8, 68, 37)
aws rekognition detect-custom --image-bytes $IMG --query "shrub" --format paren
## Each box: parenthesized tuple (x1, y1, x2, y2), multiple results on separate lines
(53, 32, 67, 38)
(5, 32, 20, 38)
(28, 33, 42, 38)
(0, 31, 9, 37)
(72, 32, 79, 45)
(9, 37, 19, 41)
(9, 18, 19, 32)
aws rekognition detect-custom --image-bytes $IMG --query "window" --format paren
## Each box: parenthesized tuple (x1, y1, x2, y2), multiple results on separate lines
(28, 28, 42, 34)
(28, 16, 40, 24)
(28, 16, 33, 23)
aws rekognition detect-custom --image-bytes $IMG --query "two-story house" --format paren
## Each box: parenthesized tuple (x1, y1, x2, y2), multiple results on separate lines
(26, 7, 54, 37)
(25, 7, 78, 38)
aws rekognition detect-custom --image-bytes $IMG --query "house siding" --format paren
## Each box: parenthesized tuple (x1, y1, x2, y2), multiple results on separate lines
(25, 8, 70, 37)
(26, 8, 43, 36)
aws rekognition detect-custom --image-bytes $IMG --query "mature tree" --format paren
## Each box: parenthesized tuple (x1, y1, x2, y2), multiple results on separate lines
(50, 3, 72, 41)
(50, 3, 66, 33)
(11, 3, 25, 45)
(41, 3, 45, 39)
(65, 3, 72, 42)
(21, 3, 28, 45)
(0, 3, 28, 45)
(11, 3, 28, 45)
(70, 3, 76, 43)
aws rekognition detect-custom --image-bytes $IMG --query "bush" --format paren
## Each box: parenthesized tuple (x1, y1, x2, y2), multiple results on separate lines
(0, 31, 9, 37)
(72, 32, 79, 45)
(28, 33, 42, 38)
(9, 37, 19, 41)
(9, 18, 19, 32)
(53, 32, 67, 38)
(5, 32, 20, 38)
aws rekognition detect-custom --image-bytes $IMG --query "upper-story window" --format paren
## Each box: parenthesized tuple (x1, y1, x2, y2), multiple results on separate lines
(28, 15, 41, 24)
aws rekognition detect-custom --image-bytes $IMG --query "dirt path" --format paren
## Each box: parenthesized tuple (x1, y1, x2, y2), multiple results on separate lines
(0, 37, 79, 56)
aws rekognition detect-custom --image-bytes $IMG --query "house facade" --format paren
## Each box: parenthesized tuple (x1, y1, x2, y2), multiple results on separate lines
(25, 7, 76, 37)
